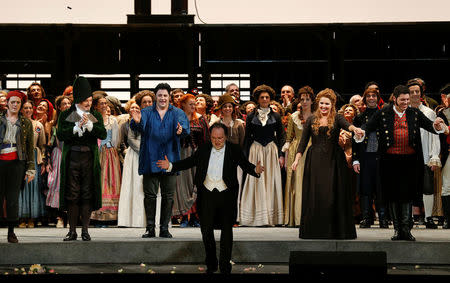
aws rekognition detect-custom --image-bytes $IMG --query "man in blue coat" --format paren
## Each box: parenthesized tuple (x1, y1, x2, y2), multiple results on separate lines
(131, 83, 189, 238)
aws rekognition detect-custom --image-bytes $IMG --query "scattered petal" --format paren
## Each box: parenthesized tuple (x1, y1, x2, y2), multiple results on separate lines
(49, 269, 55, 274)
(4, 272, 8, 275)
(172, 266, 177, 269)
(170, 270, 176, 274)
(118, 269, 123, 273)
(392, 266, 397, 270)
(230, 260, 235, 265)
(147, 269, 156, 274)
(198, 267, 205, 271)
(257, 264, 264, 268)
(14, 268, 19, 272)
(140, 263, 146, 267)
(415, 265, 420, 269)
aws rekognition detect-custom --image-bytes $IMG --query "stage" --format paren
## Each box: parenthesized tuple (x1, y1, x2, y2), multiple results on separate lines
(0, 225, 449, 267)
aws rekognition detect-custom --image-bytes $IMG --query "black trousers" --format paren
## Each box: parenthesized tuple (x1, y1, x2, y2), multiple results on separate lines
(142, 173, 176, 230)
(0, 159, 25, 223)
(359, 152, 386, 219)
(198, 186, 235, 273)
(65, 150, 94, 203)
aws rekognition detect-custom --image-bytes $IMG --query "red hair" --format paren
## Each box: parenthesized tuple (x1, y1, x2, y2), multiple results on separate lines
(179, 94, 198, 121)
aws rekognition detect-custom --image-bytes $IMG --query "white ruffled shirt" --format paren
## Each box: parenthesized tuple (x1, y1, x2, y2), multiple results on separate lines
(73, 104, 94, 137)
(257, 107, 271, 126)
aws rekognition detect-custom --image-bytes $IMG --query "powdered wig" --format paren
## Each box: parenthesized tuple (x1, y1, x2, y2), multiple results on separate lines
(312, 88, 337, 137)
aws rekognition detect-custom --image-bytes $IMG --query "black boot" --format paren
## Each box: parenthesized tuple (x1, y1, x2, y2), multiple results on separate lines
(378, 206, 389, 228)
(400, 202, 416, 241)
(142, 197, 157, 238)
(159, 194, 174, 238)
(7, 222, 18, 243)
(80, 201, 92, 241)
(425, 217, 438, 229)
(359, 195, 371, 228)
(389, 202, 401, 241)
(442, 196, 450, 229)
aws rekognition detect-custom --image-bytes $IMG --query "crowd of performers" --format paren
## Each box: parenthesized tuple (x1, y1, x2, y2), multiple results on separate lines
(1, 77, 450, 247)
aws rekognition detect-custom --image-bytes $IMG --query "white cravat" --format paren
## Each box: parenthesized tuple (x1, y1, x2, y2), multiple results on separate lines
(203, 145, 227, 192)
(257, 107, 271, 126)
(73, 104, 93, 137)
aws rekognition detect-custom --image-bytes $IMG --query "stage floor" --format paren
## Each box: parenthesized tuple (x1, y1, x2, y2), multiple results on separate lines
(0, 226, 449, 268)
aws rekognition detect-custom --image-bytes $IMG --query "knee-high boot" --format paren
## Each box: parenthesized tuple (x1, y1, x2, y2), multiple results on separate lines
(142, 197, 156, 238)
(389, 202, 401, 241)
(400, 202, 416, 241)
(159, 195, 174, 238)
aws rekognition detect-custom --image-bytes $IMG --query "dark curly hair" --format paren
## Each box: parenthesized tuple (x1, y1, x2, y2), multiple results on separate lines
(252, 84, 276, 102)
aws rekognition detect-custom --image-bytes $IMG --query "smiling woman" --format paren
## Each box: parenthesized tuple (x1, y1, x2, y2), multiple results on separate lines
(292, 88, 363, 239)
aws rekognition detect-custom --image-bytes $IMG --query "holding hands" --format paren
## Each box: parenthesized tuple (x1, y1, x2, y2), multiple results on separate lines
(433, 117, 446, 133)
(353, 127, 365, 140)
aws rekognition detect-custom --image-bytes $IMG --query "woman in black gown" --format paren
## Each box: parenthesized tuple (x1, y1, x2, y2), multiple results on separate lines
(292, 88, 364, 239)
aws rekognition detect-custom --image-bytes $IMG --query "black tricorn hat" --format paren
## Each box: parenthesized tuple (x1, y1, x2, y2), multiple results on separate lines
(73, 76, 92, 104)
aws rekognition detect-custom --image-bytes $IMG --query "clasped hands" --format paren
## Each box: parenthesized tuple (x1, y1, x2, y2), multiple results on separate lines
(433, 117, 447, 133)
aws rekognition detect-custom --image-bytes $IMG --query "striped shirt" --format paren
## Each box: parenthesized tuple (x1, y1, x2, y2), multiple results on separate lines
(387, 113, 415, 155)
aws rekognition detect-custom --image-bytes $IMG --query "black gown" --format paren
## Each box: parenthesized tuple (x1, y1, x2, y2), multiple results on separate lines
(297, 114, 357, 239)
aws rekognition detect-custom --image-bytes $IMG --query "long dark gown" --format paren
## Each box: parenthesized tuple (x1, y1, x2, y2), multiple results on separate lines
(297, 114, 357, 239)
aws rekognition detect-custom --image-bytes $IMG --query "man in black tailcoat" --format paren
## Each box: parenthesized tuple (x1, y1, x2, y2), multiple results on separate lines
(157, 122, 264, 274)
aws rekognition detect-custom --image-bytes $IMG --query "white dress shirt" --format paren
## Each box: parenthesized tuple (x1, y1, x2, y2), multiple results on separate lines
(203, 145, 227, 192)
(166, 145, 228, 192)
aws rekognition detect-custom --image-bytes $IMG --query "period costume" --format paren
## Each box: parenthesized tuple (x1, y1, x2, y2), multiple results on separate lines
(361, 104, 442, 240)
(0, 90, 35, 243)
(117, 120, 146, 227)
(240, 107, 285, 226)
(57, 77, 107, 241)
(18, 120, 46, 222)
(169, 141, 260, 274)
(131, 103, 189, 238)
(416, 104, 441, 228)
(437, 107, 450, 228)
(297, 114, 356, 239)
(353, 107, 388, 228)
(46, 127, 63, 209)
(91, 115, 121, 222)
(282, 111, 310, 227)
